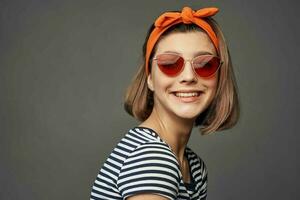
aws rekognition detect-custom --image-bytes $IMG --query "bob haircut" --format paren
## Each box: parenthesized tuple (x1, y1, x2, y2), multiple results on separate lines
(124, 16, 240, 135)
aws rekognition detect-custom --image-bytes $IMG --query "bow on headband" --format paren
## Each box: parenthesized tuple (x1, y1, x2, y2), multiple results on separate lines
(145, 7, 219, 75)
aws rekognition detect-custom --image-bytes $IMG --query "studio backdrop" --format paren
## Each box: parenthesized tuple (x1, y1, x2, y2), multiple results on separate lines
(0, 0, 299, 199)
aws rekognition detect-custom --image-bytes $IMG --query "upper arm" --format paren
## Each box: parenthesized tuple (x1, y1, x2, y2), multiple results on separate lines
(117, 142, 180, 200)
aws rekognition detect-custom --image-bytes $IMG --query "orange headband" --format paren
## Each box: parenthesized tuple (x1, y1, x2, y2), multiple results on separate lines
(145, 6, 219, 75)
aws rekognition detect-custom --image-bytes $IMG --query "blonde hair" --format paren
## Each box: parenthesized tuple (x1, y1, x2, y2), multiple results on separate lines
(124, 18, 239, 135)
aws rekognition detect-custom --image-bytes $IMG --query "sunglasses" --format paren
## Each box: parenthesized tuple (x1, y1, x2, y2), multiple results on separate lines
(152, 53, 222, 78)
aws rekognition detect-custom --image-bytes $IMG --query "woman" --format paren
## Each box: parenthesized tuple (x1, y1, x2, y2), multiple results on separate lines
(90, 6, 239, 200)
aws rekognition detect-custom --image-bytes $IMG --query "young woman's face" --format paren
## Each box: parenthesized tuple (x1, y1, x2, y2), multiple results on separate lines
(147, 31, 219, 121)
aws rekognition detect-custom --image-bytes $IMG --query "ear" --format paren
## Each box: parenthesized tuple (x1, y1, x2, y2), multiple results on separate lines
(147, 73, 154, 91)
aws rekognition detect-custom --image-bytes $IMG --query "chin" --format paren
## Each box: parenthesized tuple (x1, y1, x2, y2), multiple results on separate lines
(174, 110, 202, 121)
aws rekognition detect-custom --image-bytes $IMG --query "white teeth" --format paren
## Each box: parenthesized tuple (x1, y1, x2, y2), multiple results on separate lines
(174, 92, 200, 97)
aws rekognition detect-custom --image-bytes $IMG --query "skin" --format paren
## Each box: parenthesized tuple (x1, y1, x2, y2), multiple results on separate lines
(128, 31, 218, 200)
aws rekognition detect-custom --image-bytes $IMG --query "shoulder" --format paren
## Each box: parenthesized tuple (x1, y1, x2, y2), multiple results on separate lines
(121, 140, 179, 173)
(117, 137, 181, 200)
(107, 127, 165, 164)
(121, 127, 180, 173)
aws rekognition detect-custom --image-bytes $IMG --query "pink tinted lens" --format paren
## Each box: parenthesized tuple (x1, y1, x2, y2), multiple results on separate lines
(156, 54, 184, 76)
(193, 55, 220, 77)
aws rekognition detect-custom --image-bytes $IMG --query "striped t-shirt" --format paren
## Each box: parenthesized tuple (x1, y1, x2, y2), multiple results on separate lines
(90, 127, 208, 200)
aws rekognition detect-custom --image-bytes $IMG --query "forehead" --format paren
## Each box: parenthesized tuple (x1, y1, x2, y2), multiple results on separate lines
(155, 31, 217, 56)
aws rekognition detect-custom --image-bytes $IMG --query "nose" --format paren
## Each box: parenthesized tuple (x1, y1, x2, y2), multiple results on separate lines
(179, 60, 197, 83)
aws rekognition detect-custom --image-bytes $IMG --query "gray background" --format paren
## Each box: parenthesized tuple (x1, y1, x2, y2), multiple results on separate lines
(1, 0, 299, 199)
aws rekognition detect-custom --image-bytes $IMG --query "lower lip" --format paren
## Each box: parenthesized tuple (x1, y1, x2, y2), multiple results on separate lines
(172, 93, 202, 103)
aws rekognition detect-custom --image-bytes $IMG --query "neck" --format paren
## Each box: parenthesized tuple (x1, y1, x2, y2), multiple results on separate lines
(139, 106, 195, 163)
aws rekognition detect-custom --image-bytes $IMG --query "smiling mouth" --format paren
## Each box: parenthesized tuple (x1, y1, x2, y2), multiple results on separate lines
(173, 91, 202, 98)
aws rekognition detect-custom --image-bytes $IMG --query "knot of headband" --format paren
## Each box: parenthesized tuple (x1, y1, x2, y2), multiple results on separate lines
(155, 7, 218, 28)
(145, 6, 219, 75)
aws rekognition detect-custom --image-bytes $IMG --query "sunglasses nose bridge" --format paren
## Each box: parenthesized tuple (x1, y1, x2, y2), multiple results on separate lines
(183, 58, 194, 68)
(180, 58, 198, 80)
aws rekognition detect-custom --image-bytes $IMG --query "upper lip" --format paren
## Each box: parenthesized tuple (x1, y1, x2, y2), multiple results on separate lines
(171, 89, 203, 93)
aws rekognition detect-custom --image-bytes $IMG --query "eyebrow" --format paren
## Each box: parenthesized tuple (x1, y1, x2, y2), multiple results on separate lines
(163, 50, 214, 56)
(194, 51, 214, 56)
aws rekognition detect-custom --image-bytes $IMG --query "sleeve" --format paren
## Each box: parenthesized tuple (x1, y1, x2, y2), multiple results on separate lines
(116, 142, 180, 200)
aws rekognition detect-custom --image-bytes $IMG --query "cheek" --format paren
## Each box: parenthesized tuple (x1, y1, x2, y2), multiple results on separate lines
(209, 78, 218, 90)
(203, 75, 218, 98)
(204, 72, 218, 88)
(151, 67, 174, 91)
(153, 77, 173, 93)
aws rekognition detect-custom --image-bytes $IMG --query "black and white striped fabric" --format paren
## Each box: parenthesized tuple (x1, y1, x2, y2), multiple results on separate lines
(90, 127, 208, 200)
